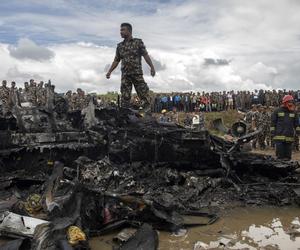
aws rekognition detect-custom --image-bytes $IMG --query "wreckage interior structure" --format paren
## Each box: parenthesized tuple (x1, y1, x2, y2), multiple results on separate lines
(0, 102, 299, 249)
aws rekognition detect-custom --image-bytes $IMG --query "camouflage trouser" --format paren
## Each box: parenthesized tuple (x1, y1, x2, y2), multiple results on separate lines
(121, 74, 150, 108)
(258, 130, 267, 149)
(1, 99, 10, 114)
(294, 134, 299, 151)
(265, 127, 271, 146)
(37, 96, 46, 106)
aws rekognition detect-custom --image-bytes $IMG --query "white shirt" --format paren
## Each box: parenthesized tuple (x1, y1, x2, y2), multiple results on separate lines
(192, 115, 200, 125)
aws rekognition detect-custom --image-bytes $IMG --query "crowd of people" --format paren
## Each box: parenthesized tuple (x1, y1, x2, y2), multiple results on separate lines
(150, 90, 300, 113)
(2, 79, 300, 115)
(0, 79, 299, 157)
(155, 100, 300, 153)
(0, 79, 97, 115)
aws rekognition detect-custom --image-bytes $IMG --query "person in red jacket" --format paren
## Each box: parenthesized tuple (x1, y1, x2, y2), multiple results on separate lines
(270, 95, 300, 160)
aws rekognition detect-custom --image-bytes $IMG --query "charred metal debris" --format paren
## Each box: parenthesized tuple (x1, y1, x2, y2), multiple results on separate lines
(0, 103, 299, 249)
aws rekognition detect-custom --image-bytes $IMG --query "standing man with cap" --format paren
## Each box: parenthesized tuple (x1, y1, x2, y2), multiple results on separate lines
(271, 95, 300, 160)
(106, 23, 156, 112)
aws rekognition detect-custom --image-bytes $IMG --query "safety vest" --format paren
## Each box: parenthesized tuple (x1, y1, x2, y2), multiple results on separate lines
(270, 107, 300, 142)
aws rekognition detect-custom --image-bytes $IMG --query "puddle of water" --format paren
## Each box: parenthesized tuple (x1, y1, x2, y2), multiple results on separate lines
(90, 206, 300, 250)
(158, 206, 300, 250)
(1, 206, 300, 250)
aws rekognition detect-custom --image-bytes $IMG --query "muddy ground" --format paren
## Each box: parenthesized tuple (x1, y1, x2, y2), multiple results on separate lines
(254, 148, 300, 162)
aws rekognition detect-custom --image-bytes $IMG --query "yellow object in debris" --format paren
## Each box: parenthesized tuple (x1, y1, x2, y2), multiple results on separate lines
(67, 226, 87, 246)
(24, 194, 42, 214)
(47, 160, 54, 166)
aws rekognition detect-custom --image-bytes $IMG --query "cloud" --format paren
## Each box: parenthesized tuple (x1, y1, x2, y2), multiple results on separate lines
(240, 62, 278, 86)
(0, 0, 300, 92)
(6, 66, 43, 81)
(8, 38, 55, 61)
(151, 57, 167, 71)
(204, 58, 231, 66)
(0, 40, 297, 94)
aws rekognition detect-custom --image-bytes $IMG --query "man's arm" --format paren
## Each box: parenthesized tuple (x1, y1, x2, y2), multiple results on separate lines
(143, 54, 155, 77)
(139, 40, 155, 77)
(106, 61, 119, 79)
(106, 46, 121, 79)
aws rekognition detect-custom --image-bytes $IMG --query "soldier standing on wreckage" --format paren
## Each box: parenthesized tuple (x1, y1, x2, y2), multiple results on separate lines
(106, 23, 156, 112)
(0, 80, 10, 115)
(271, 95, 300, 160)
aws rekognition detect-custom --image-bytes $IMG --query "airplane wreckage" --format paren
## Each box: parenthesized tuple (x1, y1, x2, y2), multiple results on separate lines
(0, 100, 300, 250)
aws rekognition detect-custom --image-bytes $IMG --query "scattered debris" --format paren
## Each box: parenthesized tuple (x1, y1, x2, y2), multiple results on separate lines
(0, 106, 299, 249)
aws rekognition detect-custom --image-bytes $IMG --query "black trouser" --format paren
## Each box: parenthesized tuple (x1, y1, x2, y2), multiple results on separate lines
(275, 141, 292, 160)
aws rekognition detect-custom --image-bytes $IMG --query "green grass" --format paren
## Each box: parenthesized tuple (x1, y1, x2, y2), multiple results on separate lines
(205, 110, 244, 135)
(176, 110, 244, 135)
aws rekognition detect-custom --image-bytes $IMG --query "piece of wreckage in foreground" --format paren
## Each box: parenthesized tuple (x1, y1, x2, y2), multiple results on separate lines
(0, 101, 300, 250)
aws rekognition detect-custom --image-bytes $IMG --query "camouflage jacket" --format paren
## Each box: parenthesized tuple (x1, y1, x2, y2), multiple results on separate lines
(258, 112, 270, 129)
(37, 87, 47, 105)
(0, 86, 10, 102)
(114, 38, 148, 76)
(28, 86, 37, 103)
(245, 110, 256, 124)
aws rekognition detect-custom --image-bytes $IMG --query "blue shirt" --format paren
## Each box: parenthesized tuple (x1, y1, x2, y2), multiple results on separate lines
(174, 95, 181, 103)
(161, 96, 168, 103)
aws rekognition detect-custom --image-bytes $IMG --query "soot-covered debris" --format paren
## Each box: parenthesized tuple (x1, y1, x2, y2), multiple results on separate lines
(0, 105, 299, 249)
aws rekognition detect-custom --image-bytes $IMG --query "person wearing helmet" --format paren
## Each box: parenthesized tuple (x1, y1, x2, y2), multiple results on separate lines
(270, 95, 300, 160)
(159, 109, 170, 123)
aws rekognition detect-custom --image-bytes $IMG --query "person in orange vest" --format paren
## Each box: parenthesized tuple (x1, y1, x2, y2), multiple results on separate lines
(270, 95, 300, 160)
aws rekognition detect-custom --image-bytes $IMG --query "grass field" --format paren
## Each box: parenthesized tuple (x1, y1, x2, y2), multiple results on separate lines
(173, 109, 244, 135)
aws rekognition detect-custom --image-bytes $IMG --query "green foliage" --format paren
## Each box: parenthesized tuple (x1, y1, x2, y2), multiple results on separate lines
(98, 91, 119, 102)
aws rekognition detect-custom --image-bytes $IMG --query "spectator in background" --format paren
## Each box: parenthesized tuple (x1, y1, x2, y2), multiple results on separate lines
(252, 90, 259, 105)
(227, 91, 234, 110)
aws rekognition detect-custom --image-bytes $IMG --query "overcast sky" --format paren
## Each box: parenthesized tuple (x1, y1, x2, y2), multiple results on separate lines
(0, 0, 300, 93)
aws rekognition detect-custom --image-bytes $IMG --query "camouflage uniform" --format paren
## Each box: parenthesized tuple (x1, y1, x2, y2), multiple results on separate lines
(28, 83, 37, 105)
(36, 83, 47, 107)
(8, 85, 19, 109)
(65, 91, 73, 111)
(114, 38, 150, 108)
(251, 110, 260, 149)
(79, 95, 87, 110)
(199, 112, 205, 130)
(0, 82, 10, 114)
(71, 93, 78, 111)
(83, 94, 91, 109)
(78, 92, 86, 110)
(257, 109, 269, 149)
(265, 109, 272, 147)
(245, 110, 255, 124)
(169, 111, 179, 124)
